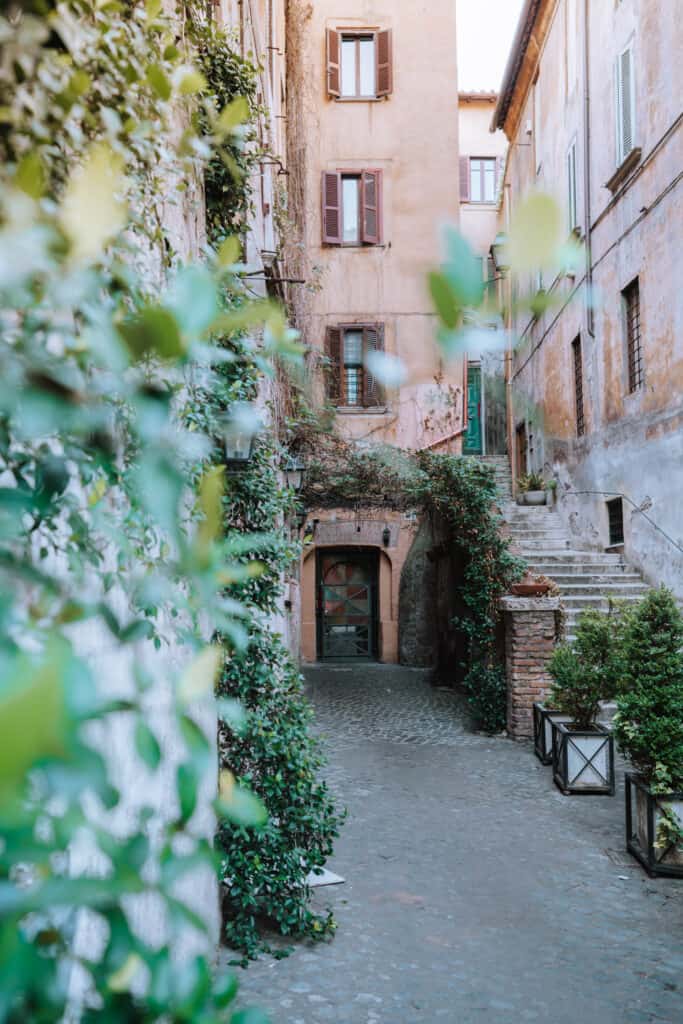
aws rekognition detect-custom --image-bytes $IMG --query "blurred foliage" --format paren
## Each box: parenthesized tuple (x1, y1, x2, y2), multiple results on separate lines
(614, 588, 683, 791)
(0, 1, 302, 1020)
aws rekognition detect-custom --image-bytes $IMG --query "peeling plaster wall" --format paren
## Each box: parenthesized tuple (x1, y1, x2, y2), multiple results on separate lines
(501, 0, 683, 597)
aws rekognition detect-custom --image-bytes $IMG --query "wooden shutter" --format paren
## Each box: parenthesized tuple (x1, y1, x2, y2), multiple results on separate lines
(326, 29, 341, 98)
(616, 46, 634, 162)
(322, 171, 342, 244)
(325, 325, 342, 403)
(496, 156, 505, 194)
(361, 170, 381, 245)
(376, 29, 393, 97)
(459, 156, 470, 201)
(363, 323, 385, 407)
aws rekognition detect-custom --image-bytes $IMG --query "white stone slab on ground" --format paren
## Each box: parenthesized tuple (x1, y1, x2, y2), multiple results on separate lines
(306, 868, 345, 887)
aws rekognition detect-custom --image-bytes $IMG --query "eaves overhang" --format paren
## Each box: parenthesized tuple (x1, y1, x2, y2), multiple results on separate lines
(490, 0, 553, 136)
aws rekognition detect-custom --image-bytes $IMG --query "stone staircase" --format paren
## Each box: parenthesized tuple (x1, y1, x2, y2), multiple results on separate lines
(477, 455, 650, 641)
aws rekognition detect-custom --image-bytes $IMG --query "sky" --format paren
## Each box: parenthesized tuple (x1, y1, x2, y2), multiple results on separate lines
(457, 0, 525, 93)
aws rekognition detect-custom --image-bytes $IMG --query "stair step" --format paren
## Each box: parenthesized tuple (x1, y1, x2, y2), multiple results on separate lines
(557, 582, 649, 593)
(535, 573, 644, 585)
(519, 551, 625, 562)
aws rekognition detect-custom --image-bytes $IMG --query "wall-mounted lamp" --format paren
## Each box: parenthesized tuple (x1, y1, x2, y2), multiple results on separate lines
(382, 525, 391, 547)
(283, 455, 305, 493)
(490, 231, 510, 275)
(224, 420, 258, 469)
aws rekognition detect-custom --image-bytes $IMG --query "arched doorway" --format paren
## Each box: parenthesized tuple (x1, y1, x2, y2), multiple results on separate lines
(316, 549, 379, 660)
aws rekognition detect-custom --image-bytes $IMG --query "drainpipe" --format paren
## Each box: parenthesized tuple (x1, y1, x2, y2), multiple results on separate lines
(583, 0, 595, 338)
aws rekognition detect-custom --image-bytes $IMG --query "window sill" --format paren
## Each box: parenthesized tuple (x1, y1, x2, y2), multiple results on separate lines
(335, 406, 390, 415)
(605, 147, 642, 193)
(333, 96, 385, 103)
(462, 201, 498, 207)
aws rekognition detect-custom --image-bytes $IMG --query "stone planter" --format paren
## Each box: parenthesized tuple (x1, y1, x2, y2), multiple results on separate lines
(552, 721, 615, 795)
(625, 772, 683, 877)
(533, 702, 571, 765)
(524, 490, 547, 506)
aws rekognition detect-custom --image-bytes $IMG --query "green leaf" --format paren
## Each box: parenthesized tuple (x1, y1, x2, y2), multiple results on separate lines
(168, 265, 218, 338)
(0, 642, 68, 797)
(217, 236, 241, 266)
(175, 67, 207, 96)
(231, 1008, 272, 1024)
(216, 97, 250, 135)
(15, 152, 45, 199)
(428, 271, 460, 329)
(146, 64, 172, 101)
(506, 191, 563, 272)
(178, 646, 223, 704)
(177, 763, 198, 824)
(59, 143, 126, 262)
(442, 227, 484, 306)
(216, 770, 267, 829)
(118, 306, 185, 361)
(134, 721, 161, 772)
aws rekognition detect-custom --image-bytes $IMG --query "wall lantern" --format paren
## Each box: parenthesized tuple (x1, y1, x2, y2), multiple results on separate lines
(224, 421, 258, 469)
(283, 455, 306, 493)
(490, 232, 510, 275)
(382, 525, 391, 547)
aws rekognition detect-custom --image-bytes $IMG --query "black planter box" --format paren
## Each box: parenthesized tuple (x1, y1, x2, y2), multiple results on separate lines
(625, 772, 683, 878)
(533, 702, 572, 765)
(552, 721, 615, 795)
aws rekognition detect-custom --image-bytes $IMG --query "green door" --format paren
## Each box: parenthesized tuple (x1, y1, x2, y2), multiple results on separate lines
(463, 364, 483, 454)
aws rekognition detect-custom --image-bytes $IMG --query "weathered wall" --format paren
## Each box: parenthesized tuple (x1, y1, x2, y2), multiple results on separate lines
(498, 0, 683, 596)
(289, 0, 464, 451)
(500, 596, 563, 740)
(300, 507, 418, 663)
(458, 94, 507, 260)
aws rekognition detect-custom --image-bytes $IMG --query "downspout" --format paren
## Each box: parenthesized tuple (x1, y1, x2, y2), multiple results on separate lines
(583, 0, 595, 338)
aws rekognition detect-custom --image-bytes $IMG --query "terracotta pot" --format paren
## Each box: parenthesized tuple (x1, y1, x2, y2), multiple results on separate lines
(510, 582, 551, 597)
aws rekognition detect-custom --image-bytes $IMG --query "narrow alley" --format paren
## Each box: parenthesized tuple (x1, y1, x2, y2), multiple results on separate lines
(234, 665, 683, 1024)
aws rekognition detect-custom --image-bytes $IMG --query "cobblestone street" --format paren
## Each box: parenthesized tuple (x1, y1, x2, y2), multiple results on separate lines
(233, 665, 683, 1024)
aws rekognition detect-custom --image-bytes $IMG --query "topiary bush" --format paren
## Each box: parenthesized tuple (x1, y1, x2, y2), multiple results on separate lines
(614, 587, 683, 791)
(549, 606, 628, 729)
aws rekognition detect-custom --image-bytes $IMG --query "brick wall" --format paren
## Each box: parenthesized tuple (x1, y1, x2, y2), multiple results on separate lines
(499, 597, 562, 739)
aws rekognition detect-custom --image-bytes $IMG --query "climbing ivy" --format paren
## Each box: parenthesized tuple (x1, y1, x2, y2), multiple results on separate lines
(0, 1, 303, 1019)
(408, 452, 525, 732)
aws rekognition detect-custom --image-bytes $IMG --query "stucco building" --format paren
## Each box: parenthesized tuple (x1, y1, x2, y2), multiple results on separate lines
(458, 91, 509, 458)
(493, 0, 683, 597)
(286, 0, 461, 663)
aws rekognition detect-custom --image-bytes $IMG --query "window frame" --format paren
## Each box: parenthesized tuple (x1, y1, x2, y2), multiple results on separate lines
(468, 157, 498, 204)
(607, 497, 625, 547)
(622, 276, 643, 393)
(572, 334, 585, 437)
(322, 169, 383, 247)
(339, 33, 377, 100)
(326, 322, 386, 410)
(327, 27, 392, 101)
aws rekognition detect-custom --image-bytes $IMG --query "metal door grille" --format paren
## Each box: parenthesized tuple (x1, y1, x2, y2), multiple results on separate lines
(572, 335, 585, 436)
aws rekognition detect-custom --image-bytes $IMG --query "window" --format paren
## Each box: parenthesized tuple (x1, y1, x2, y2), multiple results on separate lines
(623, 277, 643, 392)
(325, 324, 385, 407)
(459, 157, 502, 203)
(572, 335, 585, 436)
(322, 170, 382, 245)
(567, 140, 579, 232)
(616, 44, 635, 165)
(326, 28, 393, 99)
(607, 498, 624, 546)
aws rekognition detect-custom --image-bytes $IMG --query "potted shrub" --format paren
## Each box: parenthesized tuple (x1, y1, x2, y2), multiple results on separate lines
(518, 471, 547, 506)
(614, 588, 683, 877)
(547, 609, 624, 795)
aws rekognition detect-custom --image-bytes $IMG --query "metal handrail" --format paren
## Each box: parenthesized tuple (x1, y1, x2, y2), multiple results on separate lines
(564, 489, 683, 557)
